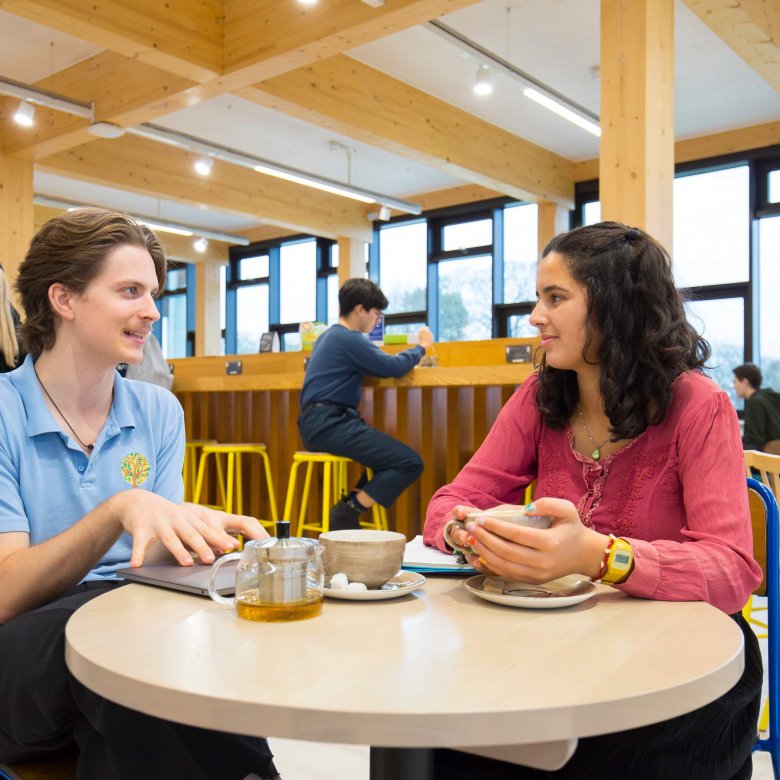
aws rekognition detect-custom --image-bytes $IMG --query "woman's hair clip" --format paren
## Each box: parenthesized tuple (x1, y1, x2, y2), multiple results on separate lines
(625, 227, 641, 244)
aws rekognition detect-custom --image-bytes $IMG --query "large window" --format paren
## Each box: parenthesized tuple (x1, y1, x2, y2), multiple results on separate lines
(280, 240, 316, 324)
(228, 236, 343, 353)
(439, 254, 492, 341)
(574, 160, 756, 401)
(379, 221, 427, 314)
(686, 297, 745, 408)
(158, 262, 191, 358)
(673, 166, 750, 288)
(503, 203, 538, 303)
(233, 253, 270, 354)
(759, 216, 780, 390)
(434, 214, 494, 342)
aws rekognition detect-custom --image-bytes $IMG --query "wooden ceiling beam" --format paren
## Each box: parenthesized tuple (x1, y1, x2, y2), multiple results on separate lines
(0, 0, 223, 82)
(683, 0, 780, 94)
(222, 0, 481, 79)
(2, 52, 195, 161)
(572, 118, 780, 182)
(37, 135, 372, 241)
(2, 1, 483, 161)
(239, 55, 574, 207)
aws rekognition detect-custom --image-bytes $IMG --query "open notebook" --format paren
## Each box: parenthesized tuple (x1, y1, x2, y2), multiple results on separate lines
(402, 535, 477, 574)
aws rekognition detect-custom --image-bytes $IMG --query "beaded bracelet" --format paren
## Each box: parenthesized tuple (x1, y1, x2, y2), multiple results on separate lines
(596, 533, 618, 582)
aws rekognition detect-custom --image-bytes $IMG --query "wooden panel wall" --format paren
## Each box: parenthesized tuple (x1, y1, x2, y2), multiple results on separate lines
(172, 338, 537, 539)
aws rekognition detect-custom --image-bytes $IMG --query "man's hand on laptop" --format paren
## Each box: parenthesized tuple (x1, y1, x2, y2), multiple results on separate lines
(108, 491, 270, 568)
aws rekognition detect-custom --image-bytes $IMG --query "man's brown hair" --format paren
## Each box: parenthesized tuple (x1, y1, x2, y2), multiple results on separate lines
(16, 208, 166, 356)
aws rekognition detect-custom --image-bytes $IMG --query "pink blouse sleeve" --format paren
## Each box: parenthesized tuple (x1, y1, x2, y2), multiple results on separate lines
(423, 376, 542, 552)
(617, 390, 762, 613)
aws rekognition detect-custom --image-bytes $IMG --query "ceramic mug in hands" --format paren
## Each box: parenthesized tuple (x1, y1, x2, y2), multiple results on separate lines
(443, 506, 553, 556)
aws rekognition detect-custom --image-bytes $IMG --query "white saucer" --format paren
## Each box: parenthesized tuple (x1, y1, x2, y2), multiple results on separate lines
(324, 571, 426, 601)
(464, 574, 597, 609)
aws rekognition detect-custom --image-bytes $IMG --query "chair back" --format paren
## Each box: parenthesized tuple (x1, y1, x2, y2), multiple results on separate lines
(749, 477, 780, 769)
(744, 449, 780, 506)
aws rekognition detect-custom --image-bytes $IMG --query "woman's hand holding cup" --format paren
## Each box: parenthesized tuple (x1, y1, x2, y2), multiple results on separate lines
(454, 497, 608, 584)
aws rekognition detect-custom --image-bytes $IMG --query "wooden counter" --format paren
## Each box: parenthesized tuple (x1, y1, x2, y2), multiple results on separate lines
(170, 338, 538, 538)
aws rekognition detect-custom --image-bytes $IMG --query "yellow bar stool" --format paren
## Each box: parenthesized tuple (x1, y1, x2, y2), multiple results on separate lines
(283, 453, 389, 535)
(183, 439, 217, 503)
(283, 452, 351, 536)
(192, 443, 278, 530)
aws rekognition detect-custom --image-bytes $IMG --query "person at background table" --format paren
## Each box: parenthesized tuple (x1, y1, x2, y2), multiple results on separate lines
(0, 266, 22, 373)
(733, 362, 780, 453)
(0, 209, 279, 780)
(298, 278, 433, 530)
(424, 222, 762, 780)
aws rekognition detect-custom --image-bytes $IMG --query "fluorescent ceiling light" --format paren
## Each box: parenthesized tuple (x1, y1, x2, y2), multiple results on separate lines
(427, 20, 600, 138)
(252, 164, 375, 203)
(523, 89, 601, 137)
(33, 195, 250, 245)
(194, 157, 214, 176)
(143, 222, 193, 237)
(14, 100, 35, 127)
(2, 76, 421, 215)
(130, 124, 420, 213)
(473, 65, 493, 96)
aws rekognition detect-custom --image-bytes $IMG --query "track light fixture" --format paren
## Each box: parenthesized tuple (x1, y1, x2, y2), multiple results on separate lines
(0, 77, 421, 215)
(194, 157, 214, 176)
(193, 237, 209, 253)
(473, 65, 493, 96)
(13, 100, 35, 127)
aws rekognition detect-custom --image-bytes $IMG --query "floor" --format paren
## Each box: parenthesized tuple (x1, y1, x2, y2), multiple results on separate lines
(270, 738, 776, 779)
(269, 600, 775, 779)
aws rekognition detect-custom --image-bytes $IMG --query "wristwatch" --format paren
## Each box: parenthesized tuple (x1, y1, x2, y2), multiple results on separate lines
(601, 537, 634, 584)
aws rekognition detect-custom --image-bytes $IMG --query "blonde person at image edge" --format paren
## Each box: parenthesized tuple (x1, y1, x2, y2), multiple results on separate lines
(424, 221, 762, 780)
(0, 267, 21, 373)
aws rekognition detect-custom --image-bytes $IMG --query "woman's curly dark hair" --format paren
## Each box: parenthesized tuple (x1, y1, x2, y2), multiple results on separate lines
(535, 221, 710, 440)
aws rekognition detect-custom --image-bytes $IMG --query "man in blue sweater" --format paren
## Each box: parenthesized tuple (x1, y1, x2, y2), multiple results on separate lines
(298, 279, 433, 530)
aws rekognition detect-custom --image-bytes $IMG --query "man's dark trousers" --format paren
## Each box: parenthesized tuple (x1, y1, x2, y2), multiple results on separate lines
(298, 405, 423, 506)
(0, 581, 277, 780)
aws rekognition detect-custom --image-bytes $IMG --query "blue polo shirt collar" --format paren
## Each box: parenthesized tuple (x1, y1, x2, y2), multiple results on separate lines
(11, 355, 136, 442)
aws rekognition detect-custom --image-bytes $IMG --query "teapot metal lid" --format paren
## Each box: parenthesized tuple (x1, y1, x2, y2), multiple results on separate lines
(249, 520, 321, 561)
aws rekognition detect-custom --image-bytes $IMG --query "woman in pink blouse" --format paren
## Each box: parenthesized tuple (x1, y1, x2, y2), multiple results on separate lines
(425, 222, 762, 780)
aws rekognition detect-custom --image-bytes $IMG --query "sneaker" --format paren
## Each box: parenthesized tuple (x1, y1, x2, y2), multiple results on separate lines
(328, 498, 362, 531)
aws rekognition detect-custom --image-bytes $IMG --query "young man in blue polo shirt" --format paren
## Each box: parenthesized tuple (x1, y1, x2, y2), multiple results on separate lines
(0, 209, 278, 780)
(298, 278, 433, 530)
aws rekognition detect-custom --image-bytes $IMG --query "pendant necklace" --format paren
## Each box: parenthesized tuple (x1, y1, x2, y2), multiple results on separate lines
(577, 405, 610, 461)
(34, 366, 95, 451)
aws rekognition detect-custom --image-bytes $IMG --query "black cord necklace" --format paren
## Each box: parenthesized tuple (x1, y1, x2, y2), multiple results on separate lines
(33, 365, 95, 451)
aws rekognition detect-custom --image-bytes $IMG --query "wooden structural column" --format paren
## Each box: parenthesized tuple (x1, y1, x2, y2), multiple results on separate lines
(195, 260, 224, 357)
(537, 201, 569, 248)
(337, 237, 367, 285)
(0, 152, 34, 288)
(600, 0, 675, 250)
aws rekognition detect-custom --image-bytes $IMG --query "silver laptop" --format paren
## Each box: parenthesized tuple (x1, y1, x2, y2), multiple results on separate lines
(117, 559, 237, 597)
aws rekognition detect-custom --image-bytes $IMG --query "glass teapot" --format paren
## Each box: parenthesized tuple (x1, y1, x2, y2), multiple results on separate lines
(208, 520, 324, 622)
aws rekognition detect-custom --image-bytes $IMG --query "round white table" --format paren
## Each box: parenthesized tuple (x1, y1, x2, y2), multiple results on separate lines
(65, 577, 744, 778)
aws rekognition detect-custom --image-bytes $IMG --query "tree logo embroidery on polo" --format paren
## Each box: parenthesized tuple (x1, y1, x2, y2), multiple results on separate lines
(121, 452, 151, 487)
